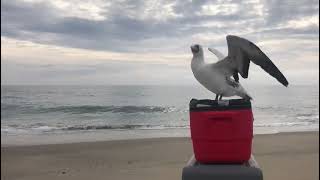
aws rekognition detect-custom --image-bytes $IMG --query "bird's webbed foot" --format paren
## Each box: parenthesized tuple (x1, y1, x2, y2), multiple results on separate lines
(217, 95, 229, 106)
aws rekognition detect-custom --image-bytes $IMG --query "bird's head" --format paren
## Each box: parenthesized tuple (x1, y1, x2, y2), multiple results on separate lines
(190, 44, 203, 56)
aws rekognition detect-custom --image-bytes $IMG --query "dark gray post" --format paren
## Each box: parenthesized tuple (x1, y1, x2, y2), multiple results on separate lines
(182, 154, 263, 180)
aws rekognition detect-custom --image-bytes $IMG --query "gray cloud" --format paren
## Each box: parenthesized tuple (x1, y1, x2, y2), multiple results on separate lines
(1, 0, 182, 51)
(264, 0, 319, 26)
(2, 0, 318, 52)
(1, 0, 319, 85)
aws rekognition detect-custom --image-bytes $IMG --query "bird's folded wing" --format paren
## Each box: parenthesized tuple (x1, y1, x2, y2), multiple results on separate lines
(226, 35, 289, 87)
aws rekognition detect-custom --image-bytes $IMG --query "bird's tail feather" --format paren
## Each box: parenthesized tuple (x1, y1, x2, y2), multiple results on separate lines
(235, 84, 253, 100)
(244, 94, 253, 101)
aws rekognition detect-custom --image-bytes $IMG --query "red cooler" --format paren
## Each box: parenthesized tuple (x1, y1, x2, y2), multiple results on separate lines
(189, 99, 253, 164)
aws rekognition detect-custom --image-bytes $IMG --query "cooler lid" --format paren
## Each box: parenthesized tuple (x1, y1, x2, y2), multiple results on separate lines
(189, 99, 251, 111)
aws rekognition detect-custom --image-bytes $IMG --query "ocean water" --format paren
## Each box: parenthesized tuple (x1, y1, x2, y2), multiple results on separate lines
(1, 85, 319, 145)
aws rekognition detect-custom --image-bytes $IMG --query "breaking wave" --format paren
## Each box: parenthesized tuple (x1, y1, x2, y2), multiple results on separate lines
(2, 104, 175, 114)
(1, 124, 189, 135)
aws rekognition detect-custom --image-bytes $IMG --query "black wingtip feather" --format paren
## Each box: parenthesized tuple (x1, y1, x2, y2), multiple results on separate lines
(227, 35, 290, 87)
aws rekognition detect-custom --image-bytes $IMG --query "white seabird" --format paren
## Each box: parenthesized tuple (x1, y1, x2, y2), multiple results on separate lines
(191, 35, 289, 101)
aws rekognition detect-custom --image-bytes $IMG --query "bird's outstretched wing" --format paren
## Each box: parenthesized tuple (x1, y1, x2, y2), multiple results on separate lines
(226, 35, 289, 87)
(208, 47, 239, 82)
(208, 48, 225, 60)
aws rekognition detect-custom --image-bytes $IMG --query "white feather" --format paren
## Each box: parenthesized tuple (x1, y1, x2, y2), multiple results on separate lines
(191, 44, 251, 99)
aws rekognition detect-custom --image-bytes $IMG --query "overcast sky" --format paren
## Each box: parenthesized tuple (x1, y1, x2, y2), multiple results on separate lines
(1, 0, 319, 86)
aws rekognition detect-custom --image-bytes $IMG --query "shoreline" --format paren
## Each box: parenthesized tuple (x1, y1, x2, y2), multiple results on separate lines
(2, 128, 319, 147)
(2, 131, 318, 180)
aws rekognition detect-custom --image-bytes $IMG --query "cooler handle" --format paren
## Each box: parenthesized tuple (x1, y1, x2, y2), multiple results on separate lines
(206, 112, 236, 121)
(192, 99, 215, 108)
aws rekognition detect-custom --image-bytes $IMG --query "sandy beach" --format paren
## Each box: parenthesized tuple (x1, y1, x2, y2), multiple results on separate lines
(1, 131, 319, 180)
